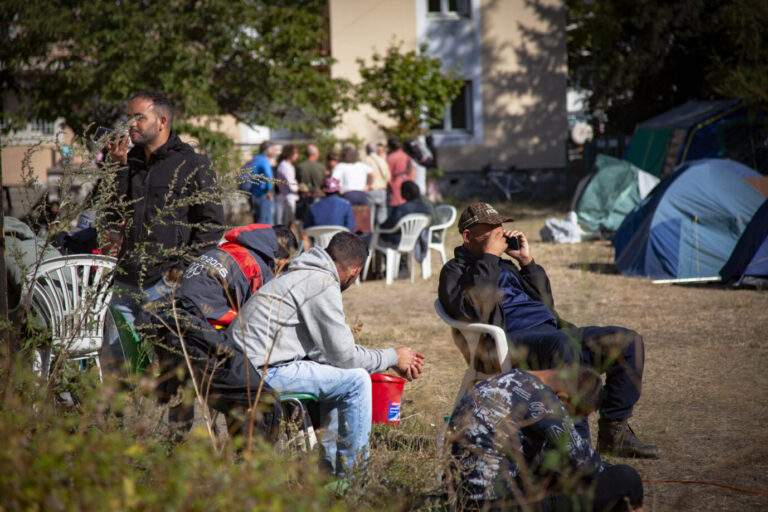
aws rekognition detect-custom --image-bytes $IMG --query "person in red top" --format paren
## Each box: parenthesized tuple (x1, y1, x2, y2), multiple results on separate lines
(386, 136, 414, 208)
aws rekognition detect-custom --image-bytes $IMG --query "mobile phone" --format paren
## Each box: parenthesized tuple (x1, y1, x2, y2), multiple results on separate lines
(93, 126, 115, 143)
(506, 235, 521, 251)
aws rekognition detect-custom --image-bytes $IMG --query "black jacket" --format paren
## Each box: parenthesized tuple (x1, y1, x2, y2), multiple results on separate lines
(114, 132, 225, 286)
(176, 224, 278, 327)
(438, 246, 572, 371)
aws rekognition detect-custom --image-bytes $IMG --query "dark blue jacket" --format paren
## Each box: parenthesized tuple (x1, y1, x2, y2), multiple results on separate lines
(176, 224, 277, 327)
(380, 198, 431, 245)
(304, 194, 355, 231)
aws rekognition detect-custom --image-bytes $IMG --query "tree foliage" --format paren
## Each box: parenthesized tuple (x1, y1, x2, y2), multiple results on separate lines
(356, 42, 464, 140)
(0, 0, 352, 142)
(566, 0, 768, 134)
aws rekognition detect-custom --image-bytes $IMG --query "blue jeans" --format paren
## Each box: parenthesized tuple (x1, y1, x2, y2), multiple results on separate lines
(251, 194, 274, 225)
(264, 361, 372, 476)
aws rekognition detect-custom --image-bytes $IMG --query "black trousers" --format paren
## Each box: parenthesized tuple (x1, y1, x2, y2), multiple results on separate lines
(509, 325, 645, 423)
(462, 464, 643, 512)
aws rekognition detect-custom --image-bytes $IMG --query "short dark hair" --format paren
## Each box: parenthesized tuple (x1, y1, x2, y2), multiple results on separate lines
(340, 146, 358, 163)
(326, 232, 368, 268)
(131, 90, 174, 124)
(387, 136, 402, 152)
(259, 140, 273, 155)
(401, 181, 420, 201)
(272, 224, 298, 260)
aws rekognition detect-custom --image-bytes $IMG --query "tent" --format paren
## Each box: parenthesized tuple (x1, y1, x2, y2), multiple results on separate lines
(624, 99, 765, 178)
(719, 200, 768, 286)
(613, 159, 768, 280)
(573, 154, 659, 233)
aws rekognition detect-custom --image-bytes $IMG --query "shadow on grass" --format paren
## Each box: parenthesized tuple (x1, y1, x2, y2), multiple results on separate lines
(568, 262, 619, 275)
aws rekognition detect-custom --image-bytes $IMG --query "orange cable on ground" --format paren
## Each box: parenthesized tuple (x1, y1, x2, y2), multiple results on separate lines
(642, 479, 768, 496)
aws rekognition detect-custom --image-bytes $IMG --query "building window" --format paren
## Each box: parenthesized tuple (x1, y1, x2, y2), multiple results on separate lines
(432, 81, 473, 133)
(427, 0, 470, 17)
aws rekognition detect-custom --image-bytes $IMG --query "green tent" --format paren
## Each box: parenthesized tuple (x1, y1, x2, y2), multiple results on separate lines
(574, 154, 659, 233)
(624, 99, 748, 177)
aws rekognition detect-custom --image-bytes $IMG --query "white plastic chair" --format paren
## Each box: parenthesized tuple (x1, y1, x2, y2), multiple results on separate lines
(303, 225, 350, 249)
(21, 254, 118, 381)
(422, 205, 457, 279)
(434, 299, 527, 410)
(362, 213, 431, 285)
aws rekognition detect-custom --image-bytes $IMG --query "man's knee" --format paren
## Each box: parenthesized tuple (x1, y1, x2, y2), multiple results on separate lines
(347, 368, 372, 396)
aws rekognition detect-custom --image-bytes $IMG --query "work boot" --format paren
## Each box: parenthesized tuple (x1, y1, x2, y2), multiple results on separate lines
(598, 419, 662, 459)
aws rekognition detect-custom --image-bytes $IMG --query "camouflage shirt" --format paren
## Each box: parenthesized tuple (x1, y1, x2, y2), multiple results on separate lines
(448, 370, 602, 502)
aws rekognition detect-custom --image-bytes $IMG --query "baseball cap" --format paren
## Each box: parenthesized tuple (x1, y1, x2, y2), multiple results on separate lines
(458, 202, 514, 232)
(323, 177, 341, 194)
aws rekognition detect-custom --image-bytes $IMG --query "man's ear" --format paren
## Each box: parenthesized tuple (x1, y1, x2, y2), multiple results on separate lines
(158, 114, 169, 132)
(461, 229, 471, 245)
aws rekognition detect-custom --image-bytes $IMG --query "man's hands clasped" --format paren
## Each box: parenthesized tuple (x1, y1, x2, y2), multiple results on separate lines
(394, 346, 426, 381)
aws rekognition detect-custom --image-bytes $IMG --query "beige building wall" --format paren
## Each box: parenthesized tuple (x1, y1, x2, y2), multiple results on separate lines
(329, 0, 419, 146)
(1, 146, 51, 187)
(329, 0, 567, 172)
(474, 0, 567, 170)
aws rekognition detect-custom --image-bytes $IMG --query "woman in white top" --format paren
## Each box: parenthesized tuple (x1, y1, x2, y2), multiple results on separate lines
(331, 146, 373, 206)
(274, 144, 300, 224)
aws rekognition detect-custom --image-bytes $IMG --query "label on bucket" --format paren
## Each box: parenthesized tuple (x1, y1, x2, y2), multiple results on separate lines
(387, 400, 401, 422)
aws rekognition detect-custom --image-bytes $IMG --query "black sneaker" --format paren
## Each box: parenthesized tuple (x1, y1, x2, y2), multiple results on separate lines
(598, 419, 662, 459)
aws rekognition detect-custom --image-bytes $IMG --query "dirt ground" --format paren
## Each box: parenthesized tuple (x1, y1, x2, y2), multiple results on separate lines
(342, 202, 768, 511)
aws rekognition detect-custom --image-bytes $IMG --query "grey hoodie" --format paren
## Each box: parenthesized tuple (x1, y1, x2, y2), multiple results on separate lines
(229, 246, 398, 373)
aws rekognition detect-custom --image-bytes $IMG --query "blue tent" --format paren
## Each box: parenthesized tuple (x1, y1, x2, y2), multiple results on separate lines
(720, 200, 768, 285)
(613, 159, 768, 280)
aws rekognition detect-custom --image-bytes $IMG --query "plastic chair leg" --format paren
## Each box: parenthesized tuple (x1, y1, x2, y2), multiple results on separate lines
(280, 395, 318, 453)
(362, 250, 373, 281)
(439, 246, 447, 266)
(422, 251, 432, 280)
(385, 250, 396, 285)
(409, 253, 416, 283)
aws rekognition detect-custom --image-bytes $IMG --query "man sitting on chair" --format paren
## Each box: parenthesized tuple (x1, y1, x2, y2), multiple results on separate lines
(378, 181, 433, 247)
(229, 232, 425, 475)
(438, 202, 660, 459)
(303, 177, 355, 231)
(151, 223, 297, 433)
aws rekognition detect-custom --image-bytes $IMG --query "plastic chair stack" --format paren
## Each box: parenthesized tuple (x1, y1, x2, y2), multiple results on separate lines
(21, 254, 117, 381)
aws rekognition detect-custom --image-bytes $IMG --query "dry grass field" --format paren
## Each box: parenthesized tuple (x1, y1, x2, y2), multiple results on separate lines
(343, 201, 768, 511)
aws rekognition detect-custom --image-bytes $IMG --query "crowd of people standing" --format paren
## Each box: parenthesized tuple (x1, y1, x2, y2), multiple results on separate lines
(241, 136, 429, 232)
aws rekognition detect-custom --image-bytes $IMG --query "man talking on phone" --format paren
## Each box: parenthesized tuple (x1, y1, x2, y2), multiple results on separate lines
(438, 202, 660, 459)
(106, 91, 224, 341)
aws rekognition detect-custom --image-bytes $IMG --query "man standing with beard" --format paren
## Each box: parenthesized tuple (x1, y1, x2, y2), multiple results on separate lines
(107, 90, 225, 334)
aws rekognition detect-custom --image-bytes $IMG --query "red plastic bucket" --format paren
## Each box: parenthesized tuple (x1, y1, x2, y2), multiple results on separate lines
(370, 373, 406, 424)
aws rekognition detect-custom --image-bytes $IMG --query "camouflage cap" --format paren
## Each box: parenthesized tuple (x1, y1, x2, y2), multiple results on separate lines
(458, 202, 514, 232)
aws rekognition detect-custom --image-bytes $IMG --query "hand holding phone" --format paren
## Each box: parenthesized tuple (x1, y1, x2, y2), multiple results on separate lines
(506, 235, 521, 251)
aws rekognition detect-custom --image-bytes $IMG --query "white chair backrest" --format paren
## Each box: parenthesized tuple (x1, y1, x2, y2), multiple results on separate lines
(22, 255, 117, 356)
(304, 225, 350, 249)
(432, 205, 457, 231)
(435, 299, 521, 408)
(394, 214, 431, 252)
